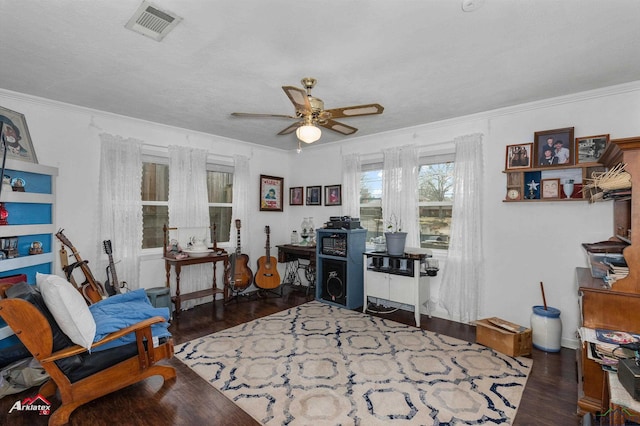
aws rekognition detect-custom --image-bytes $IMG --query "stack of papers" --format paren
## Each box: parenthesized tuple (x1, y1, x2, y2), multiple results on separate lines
(578, 327, 638, 372)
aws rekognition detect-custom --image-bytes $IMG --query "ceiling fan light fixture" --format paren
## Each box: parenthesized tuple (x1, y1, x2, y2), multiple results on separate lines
(296, 124, 321, 144)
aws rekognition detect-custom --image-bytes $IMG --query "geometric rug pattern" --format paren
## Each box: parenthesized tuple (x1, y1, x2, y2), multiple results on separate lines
(175, 301, 532, 425)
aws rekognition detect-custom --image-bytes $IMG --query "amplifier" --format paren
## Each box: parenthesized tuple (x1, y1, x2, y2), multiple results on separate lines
(326, 220, 360, 229)
(321, 234, 347, 257)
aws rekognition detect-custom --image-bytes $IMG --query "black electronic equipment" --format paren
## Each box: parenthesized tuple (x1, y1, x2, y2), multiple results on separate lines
(321, 233, 347, 257)
(618, 358, 640, 400)
(320, 259, 347, 306)
(326, 216, 360, 230)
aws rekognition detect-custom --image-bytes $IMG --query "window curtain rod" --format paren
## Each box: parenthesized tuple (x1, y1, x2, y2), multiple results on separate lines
(141, 142, 235, 162)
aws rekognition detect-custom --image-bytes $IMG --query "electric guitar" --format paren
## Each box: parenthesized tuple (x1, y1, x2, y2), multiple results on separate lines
(103, 240, 122, 296)
(255, 226, 281, 289)
(56, 229, 107, 304)
(229, 219, 253, 291)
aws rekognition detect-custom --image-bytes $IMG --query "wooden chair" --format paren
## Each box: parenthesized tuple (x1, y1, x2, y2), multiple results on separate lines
(0, 287, 176, 426)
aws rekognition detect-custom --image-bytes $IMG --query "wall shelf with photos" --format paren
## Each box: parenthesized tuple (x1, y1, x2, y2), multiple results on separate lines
(503, 164, 606, 202)
(503, 131, 610, 202)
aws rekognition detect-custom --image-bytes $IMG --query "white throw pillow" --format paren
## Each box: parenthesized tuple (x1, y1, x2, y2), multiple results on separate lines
(36, 272, 96, 350)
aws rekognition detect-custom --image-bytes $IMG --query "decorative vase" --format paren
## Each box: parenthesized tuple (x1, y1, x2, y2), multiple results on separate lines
(562, 181, 574, 199)
(384, 232, 407, 256)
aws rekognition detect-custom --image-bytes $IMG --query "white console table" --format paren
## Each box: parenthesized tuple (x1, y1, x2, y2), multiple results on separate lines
(362, 252, 431, 327)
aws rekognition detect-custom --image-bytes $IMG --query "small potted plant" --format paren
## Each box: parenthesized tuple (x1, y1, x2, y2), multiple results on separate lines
(384, 214, 407, 256)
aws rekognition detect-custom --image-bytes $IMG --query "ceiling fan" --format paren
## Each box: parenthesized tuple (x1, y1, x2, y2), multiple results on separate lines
(231, 77, 384, 144)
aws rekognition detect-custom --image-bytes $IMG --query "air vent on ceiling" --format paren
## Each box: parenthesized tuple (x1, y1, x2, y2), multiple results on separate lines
(125, 1, 182, 41)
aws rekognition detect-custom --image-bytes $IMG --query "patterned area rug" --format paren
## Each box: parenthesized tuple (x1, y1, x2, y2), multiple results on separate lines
(175, 301, 532, 425)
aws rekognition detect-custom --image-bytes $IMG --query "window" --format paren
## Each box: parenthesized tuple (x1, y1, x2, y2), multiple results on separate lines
(359, 155, 454, 250)
(142, 162, 169, 249)
(141, 160, 233, 249)
(418, 160, 454, 250)
(206, 169, 233, 245)
(359, 166, 383, 241)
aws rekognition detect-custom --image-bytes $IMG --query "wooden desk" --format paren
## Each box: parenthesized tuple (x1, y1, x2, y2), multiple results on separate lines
(276, 244, 316, 293)
(164, 252, 229, 315)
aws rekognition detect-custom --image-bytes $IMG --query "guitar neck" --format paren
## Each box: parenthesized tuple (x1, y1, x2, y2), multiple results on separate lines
(265, 234, 271, 262)
(108, 254, 119, 288)
(236, 229, 242, 256)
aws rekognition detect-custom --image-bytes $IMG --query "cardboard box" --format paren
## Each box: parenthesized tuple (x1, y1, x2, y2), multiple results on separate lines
(475, 317, 532, 357)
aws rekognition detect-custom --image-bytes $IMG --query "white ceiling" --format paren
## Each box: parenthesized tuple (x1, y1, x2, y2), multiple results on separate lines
(2, 1, 640, 151)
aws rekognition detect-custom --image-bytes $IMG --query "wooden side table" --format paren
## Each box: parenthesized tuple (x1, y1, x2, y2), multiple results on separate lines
(164, 252, 229, 316)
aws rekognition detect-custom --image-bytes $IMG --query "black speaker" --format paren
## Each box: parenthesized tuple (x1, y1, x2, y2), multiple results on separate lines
(320, 259, 347, 306)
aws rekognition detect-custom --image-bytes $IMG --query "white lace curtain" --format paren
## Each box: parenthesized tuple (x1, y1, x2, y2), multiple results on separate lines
(97, 133, 143, 290)
(382, 145, 419, 247)
(230, 154, 251, 252)
(168, 145, 211, 310)
(440, 133, 484, 323)
(341, 153, 361, 218)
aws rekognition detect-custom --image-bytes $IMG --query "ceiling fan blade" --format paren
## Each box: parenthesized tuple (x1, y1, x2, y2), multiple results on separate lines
(231, 112, 296, 119)
(277, 121, 302, 135)
(282, 86, 312, 115)
(319, 119, 358, 135)
(323, 103, 384, 119)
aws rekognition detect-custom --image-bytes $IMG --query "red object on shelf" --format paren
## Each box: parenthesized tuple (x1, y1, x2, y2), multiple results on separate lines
(0, 203, 8, 225)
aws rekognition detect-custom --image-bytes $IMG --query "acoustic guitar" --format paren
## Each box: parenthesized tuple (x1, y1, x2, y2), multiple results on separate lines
(229, 219, 252, 291)
(255, 226, 281, 289)
(56, 229, 107, 304)
(103, 240, 123, 296)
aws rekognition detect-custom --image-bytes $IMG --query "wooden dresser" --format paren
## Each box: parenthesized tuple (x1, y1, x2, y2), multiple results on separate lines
(577, 136, 640, 415)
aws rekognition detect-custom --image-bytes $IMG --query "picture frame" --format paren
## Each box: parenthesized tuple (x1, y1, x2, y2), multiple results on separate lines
(306, 185, 321, 206)
(0, 105, 38, 163)
(505, 143, 533, 170)
(289, 186, 303, 206)
(324, 184, 342, 206)
(541, 178, 561, 199)
(575, 134, 609, 165)
(534, 127, 574, 167)
(259, 175, 284, 212)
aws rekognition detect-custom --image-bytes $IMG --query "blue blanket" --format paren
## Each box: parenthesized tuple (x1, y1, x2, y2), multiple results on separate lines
(89, 289, 171, 352)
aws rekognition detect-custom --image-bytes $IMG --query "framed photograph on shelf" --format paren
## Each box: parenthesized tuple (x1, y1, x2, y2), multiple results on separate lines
(505, 143, 533, 170)
(306, 185, 321, 206)
(259, 175, 284, 211)
(541, 178, 561, 199)
(534, 127, 574, 167)
(324, 184, 342, 206)
(0, 106, 38, 163)
(289, 186, 303, 206)
(575, 134, 609, 165)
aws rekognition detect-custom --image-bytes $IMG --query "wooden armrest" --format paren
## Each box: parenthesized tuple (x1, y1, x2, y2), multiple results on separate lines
(41, 316, 168, 363)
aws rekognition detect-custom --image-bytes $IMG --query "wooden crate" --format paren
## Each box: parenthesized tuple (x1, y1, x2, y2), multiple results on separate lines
(475, 317, 532, 357)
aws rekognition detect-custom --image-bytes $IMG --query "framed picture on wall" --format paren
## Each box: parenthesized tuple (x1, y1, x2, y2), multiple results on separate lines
(289, 186, 303, 206)
(306, 186, 321, 206)
(0, 106, 38, 163)
(324, 184, 342, 206)
(505, 143, 533, 170)
(534, 127, 574, 167)
(541, 178, 561, 199)
(259, 175, 284, 211)
(575, 134, 609, 165)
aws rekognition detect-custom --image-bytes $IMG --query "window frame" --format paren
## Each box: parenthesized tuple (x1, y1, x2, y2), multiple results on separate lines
(140, 154, 234, 253)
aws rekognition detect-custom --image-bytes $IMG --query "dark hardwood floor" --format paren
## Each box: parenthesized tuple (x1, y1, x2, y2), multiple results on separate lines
(0, 288, 583, 425)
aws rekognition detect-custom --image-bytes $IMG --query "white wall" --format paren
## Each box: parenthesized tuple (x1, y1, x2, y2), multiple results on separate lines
(2, 81, 639, 348)
(288, 82, 640, 348)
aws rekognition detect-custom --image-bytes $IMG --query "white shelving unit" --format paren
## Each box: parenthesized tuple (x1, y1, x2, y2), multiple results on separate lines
(363, 252, 431, 327)
(0, 158, 58, 282)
